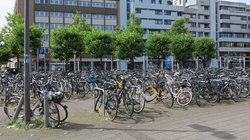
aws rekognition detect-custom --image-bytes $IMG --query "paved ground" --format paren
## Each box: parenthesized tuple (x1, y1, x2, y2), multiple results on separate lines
(1, 97, 250, 140)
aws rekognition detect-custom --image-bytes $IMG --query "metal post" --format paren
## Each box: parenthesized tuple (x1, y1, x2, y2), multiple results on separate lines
(44, 91, 49, 127)
(24, 0, 31, 122)
(142, 55, 145, 72)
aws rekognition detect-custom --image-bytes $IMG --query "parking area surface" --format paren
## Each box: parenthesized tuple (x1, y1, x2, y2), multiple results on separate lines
(1, 97, 250, 140)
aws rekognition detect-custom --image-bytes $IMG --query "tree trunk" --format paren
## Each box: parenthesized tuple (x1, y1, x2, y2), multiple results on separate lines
(111, 55, 113, 71)
(100, 57, 103, 71)
(79, 56, 82, 71)
(130, 59, 134, 70)
(17, 55, 20, 70)
(157, 56, 160, 69)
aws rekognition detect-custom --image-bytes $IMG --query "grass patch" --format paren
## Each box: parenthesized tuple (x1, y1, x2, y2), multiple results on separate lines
(7, 119, 44, 130)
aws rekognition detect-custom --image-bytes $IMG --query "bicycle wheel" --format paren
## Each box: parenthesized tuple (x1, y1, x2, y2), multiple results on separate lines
(94, 90, 103, 112)
(123, 92, 134, 117)
(239, 81, 250, 98)
(228, 85, 240, 102)
(177, 89, 192, 106)
(48, 101, 60, 128)
(56, 103, 68, 122)
(105, 95, 118, 121)
(132, 87, 145, 113)
(161, 91, 174, 108)
(201, 86, 219, 103)
(4, 96, 24, 120)
(144, 87, 157, 102)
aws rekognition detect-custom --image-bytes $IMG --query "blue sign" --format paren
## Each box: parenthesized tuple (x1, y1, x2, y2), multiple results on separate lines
(39, 48, 45, 54)
(165, 56, 173, 69)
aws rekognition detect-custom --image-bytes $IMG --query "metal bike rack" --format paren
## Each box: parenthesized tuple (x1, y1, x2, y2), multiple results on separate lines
(94, 87, 105, 116)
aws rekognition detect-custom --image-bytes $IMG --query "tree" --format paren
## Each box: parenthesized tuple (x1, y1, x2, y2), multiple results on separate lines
(115, 13, 144, 70)
(0, 33, 12, 64)
(50, 26, 84, 61)
(169, 17, 190, 35)
(85, 29, 115, 70)
(69, 12, 91, 70)
(170, 33, 194, 67)
(193, 37, 216, 67)
(1, 13, 44, 69)
(145, 31, 170, 68)
(115, 31, 144, 69)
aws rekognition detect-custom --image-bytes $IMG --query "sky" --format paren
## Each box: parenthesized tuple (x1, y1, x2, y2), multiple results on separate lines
(0, 0, 250, 29)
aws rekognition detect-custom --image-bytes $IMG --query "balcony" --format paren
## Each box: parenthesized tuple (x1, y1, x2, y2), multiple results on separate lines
(218, 47, 250, 53)
(218, 37, 250, 42)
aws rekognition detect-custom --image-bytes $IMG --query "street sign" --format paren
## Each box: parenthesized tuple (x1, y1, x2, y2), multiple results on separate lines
(39, 48, 45, 58)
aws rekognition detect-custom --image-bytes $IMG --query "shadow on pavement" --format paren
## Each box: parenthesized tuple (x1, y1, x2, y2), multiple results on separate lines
(189, 124, 237, 140)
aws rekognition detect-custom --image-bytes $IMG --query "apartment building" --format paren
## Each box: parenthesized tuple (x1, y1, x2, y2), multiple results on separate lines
(13, 0, 120, 71)
(124, 0, 250, 68)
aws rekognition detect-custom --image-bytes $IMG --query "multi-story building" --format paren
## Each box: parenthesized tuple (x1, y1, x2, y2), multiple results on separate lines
(13, 0, 120, 71)
(124, 0, 250, 68)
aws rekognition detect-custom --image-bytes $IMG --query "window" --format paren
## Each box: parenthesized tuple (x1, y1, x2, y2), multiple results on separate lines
(221, 23, 230, 28)
(241, 16, 247, 21)
(177, 12, 182, 16)
(35, 11, 49, 17)
(78, 1, 91, 7)
(241, 24, 247, 29)
(92, 25, 105, 30)
(155, 10, 162, 15)
(105, 15, 116, 20)
(220, 33, 233, 38)
(159, 0, 162, 4)
(42, 34, 49, 41)
(167, 1, 172, 5)
(204, 24, 209, 28)
(92, 14, 104, 19)
(204, 6, 209, 10)
(235, 33, 245, 38)
(204, 32, 209, 36)
(155, 19, 163, 25)
(220, 6, 228, 10)
(164, 20, 172, 25)
(50, 0, 63, 5)
(35, 0, 49, 4)
(64, 0, 77, 6)
(164, 10, 171, 15)
(92, 2, 105, 8)
(50, 23, 63, 29)
(64, 13, 75, 18)
(204, 15, 209, 19)
(221, 15, 230, 19)
(198, 32, 203, 37)
(105, 3, 117, 8)
(80, 13, 91, 19)
(136, 8, 141, 14)
(36, 23, 49, 28)
(139, 0, 143, 2)
(190, 22, 196, 27)
(50, 12, 63, 17)
(151, 0, 156, 4)
(105, 25, 116, 31)
(190, 14, 196, 19)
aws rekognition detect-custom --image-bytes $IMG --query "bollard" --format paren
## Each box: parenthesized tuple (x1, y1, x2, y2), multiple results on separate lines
(44, 91, 49, 127)
(103, 90, 105, 116)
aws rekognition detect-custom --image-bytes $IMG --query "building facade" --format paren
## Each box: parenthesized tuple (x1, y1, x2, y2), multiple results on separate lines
(13, 0, 120, 71)
(124, 0, 250, 68)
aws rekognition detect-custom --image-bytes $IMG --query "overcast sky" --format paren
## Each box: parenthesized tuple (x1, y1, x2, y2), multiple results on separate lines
(0, 0, 250, 29)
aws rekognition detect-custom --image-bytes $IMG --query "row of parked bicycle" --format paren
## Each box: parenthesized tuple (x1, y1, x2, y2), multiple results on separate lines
(1, 68, 250, 125)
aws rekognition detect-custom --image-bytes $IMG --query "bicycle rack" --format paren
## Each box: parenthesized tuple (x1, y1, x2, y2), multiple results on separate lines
(94, 87, 106, 116)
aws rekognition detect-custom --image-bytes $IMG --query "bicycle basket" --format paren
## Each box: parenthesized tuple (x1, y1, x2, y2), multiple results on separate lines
(48, 91, 64, 103)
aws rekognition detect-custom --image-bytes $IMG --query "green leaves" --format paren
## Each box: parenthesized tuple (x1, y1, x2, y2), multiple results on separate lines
(50, 26, 84, 61)
(85, 29, 114, 58)
(193, 37, 216, 67)
(170, 33, 194, 62)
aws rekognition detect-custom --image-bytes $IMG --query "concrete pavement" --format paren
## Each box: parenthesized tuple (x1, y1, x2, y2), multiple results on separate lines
(1, 97, 250, 140)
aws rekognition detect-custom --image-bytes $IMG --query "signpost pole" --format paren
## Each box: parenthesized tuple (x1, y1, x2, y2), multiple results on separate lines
(24, 0, 30, 123)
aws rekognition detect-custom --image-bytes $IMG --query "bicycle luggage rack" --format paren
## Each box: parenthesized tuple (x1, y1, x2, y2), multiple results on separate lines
(94, 87, 106, 116)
